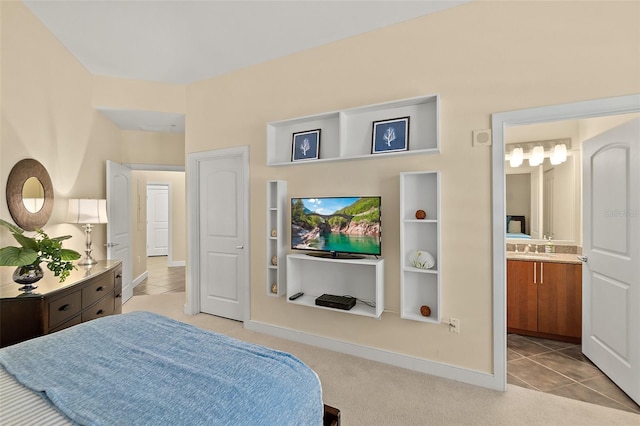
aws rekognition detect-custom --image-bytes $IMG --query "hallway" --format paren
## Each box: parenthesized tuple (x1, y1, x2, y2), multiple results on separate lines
(133, 256, 185, 296)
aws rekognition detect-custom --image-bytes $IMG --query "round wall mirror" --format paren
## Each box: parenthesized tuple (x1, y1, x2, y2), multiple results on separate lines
(22, 176, 45, 213)
(6, 159, 54, 231)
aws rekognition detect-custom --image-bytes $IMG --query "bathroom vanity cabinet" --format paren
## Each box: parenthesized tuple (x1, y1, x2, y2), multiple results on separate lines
(507, 259, 582, 343)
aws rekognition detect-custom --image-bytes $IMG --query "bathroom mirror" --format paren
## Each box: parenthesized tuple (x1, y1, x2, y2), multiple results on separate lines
(506, 154, 578, 244)
(6, 159, 54, 231)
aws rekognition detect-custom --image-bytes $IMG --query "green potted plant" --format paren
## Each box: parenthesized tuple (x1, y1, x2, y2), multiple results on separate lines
(0, 219, 81, 287)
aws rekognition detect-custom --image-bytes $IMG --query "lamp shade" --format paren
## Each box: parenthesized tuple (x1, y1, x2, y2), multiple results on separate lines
(67, 199, 108, 224)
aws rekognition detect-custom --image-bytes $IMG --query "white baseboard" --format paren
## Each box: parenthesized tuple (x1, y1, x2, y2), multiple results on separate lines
(245, 319, 499, 391)
(132, 271, 148, 288)
(168, 260, 186, 267)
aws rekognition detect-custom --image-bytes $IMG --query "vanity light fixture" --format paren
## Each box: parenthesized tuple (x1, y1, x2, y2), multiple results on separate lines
(528, 145, 545, 166)
(67, 199, 108, 266)
(505, 138, 571, 168)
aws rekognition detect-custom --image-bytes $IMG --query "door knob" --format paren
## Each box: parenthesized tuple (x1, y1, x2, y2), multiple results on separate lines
(236, 245, 244, 249)
(578, 255, 588, 262)
(105, 242, 120, 248)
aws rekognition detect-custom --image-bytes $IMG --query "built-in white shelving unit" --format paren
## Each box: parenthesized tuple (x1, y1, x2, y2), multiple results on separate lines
(286, 254, 384, 318)
(400, 171, 441, 323)
(267, 95, 439, 166)
(266, 180, 287, 296)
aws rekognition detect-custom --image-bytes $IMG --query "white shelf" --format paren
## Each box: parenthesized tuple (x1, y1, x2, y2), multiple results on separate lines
(266, 180, 287, 296)
(267, 95, 439, 166)
(286, 254, 384, 318)
(400, 171, 441, 323)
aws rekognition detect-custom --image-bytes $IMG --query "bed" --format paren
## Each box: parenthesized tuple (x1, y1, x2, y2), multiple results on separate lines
(0, 311, 339, 425)
(506, 215, 531, 239)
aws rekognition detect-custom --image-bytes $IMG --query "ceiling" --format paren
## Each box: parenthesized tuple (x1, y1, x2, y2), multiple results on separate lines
(23, 0, 469, 133)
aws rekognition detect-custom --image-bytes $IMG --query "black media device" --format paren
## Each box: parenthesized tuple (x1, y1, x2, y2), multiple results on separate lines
(288, 292, 304, 300)
(315, 294, 356, 310)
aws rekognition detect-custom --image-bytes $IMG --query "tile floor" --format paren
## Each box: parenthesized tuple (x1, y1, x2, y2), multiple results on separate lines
(132, 262, 639, 415)
(133, 256, 185, 296)
(508, 333, 640, 414)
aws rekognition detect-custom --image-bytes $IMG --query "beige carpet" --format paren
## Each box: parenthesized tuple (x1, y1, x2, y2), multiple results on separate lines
(123, 293, 640, 425)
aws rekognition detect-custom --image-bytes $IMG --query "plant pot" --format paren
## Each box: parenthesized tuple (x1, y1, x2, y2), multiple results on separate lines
(13, 263, 43, 291)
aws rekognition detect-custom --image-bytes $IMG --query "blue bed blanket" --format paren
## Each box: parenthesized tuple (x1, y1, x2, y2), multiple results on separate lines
(0, 311, 323, 425)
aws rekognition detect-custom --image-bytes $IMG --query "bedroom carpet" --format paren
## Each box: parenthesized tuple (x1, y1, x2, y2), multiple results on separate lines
(123, 293, 640, 426)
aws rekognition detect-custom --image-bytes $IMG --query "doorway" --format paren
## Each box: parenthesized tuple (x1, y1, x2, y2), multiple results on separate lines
(491, 94, 640, 396)
(106, 164, 186, 302)
(503, 117, 640, 413)
(185, 146, 249, 321)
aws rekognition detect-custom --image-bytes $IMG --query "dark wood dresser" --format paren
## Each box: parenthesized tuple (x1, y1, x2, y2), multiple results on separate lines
(0, 260, 122, 347)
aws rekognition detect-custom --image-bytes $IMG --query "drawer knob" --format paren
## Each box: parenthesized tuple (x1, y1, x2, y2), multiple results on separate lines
(59, 304, 72, 312)
(116, 274, 122, 279)
(96, 286, 104, 292)
(115, 293, 122, 299)
(96, 309, 104, 316)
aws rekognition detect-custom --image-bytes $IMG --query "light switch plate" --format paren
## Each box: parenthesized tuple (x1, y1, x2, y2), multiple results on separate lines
(473, 129, 492, 147)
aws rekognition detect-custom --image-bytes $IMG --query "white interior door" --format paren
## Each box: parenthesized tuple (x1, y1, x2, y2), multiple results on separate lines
(106, 161, 133, 303)
(197, 149, 248, 321)
(582, 118, 640, 404)
(147, 184, 169, 257)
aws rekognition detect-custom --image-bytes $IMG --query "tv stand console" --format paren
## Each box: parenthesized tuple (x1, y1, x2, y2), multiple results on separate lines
(286, 254, 384, 318)
(305, 252, 365, 260)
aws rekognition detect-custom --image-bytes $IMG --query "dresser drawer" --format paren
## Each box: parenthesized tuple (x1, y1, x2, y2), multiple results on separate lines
(49, 314, 82, 334)
(81, 293, 115, 322)
(82, 273, 114, 308)
(49, 291, 82, 328)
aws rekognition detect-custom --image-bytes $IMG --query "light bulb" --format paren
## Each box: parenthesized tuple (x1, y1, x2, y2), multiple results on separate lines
(550, 143, 567, 165)
(529, 145, 544, 166)
(510, 147, 523, 167)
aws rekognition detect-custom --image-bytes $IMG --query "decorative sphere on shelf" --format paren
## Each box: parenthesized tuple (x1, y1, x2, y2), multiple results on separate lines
(420, 305, 431, 317)
(409, 250, 435, 269)
(415, 210, 427, 220)
(271, 256, 278, 266)
(271, 283, 278, 293)
(271, 229, 277, 237)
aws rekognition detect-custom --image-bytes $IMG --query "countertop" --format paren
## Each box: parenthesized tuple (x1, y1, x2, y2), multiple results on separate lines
(1, 260, 122, 299)
(506, 252, 583, 264)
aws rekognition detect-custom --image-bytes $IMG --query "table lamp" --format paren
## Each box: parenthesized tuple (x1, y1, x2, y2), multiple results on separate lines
(67, 199, 108, 266)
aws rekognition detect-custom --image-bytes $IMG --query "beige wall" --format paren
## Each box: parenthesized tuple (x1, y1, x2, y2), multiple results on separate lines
(0, 1, 121, 257)
(130, 170, 186, 281)
(1, 2, 186, 264)
(121, 131, 185, 166)
(92, 75, 186, 114)
(186, 1, 640, 373)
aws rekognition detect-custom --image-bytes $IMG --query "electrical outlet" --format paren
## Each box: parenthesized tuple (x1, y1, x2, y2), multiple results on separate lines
(449, 318, 460, 334)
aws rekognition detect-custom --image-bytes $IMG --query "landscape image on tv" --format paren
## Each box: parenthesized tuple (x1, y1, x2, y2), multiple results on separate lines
(291, 196, 381, 256)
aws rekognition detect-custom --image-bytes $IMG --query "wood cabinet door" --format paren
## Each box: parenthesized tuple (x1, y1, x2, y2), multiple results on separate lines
(507, 260, 538, 332)
(537, 262, 582, 338)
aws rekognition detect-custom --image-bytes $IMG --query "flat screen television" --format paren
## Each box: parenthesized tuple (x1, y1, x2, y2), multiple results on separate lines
(291, 196, 381, 258)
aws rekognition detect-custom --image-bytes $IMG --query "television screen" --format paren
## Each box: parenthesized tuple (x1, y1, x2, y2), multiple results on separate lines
(291, 196, 381, 257)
